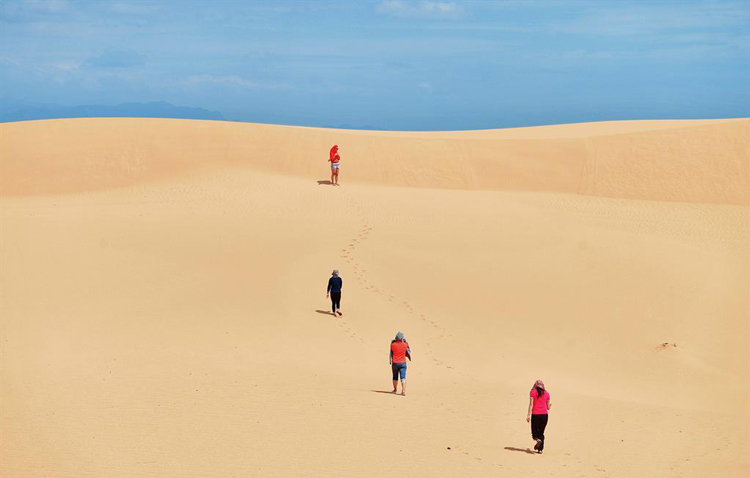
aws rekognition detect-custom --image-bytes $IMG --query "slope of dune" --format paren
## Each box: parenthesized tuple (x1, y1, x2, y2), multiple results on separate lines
(2, 118, 747, 203)
(1, 118, 748, 478)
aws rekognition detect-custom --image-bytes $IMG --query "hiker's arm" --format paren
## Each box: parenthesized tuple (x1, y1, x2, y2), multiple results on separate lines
(527, 397, 533, 421)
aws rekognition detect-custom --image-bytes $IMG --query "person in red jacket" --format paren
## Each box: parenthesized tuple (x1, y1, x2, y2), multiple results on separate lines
(389, 332, 411, 396)
(329, 144, 341, 186)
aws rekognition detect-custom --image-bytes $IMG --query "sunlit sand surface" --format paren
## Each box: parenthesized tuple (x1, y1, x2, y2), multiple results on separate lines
(1, 118, 747, 477)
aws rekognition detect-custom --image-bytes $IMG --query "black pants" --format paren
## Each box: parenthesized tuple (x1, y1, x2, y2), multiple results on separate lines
(531, 414, 549, 451)
(330, 292, 341, 313)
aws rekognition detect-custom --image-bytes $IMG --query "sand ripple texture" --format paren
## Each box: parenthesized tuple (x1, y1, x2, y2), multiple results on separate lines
(1, 118, 748, 477)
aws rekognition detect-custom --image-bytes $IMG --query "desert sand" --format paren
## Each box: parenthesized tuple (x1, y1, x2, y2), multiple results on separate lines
(1, 118, 748, 477)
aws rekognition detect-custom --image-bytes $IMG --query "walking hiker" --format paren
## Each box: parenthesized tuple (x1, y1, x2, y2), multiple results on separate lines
(390, 332, 411, 396)
(326, 270, 343, 316)
(526, 379, 551, 454)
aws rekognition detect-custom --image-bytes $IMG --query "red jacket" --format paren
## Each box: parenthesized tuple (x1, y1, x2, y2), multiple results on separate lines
(329, 145, 340, 163)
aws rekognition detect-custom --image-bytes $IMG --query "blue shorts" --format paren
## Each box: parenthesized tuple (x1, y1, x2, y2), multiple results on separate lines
(392, 362, 407, 380)
(331, 162, 340, 170)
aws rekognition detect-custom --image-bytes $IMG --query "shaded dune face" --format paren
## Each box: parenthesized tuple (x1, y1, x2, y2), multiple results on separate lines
(2, 118, 748, 204)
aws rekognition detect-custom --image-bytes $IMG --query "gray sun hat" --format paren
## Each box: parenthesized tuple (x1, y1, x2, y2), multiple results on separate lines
(395, 331, 404, 340)
(332, 270, 339, 276)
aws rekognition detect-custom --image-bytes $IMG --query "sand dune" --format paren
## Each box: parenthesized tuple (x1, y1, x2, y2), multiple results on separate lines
(2, 118, 747, 203)
(1, 118, 748, 477)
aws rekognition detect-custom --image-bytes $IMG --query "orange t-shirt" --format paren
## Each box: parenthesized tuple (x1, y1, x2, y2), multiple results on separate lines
(391, 340, 410, 363)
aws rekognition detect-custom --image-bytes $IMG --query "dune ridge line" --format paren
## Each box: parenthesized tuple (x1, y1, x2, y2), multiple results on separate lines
(1, 117, 747, 204)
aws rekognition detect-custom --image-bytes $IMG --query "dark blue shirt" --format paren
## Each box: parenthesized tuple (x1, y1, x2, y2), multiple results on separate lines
(327, 276, 342, 293)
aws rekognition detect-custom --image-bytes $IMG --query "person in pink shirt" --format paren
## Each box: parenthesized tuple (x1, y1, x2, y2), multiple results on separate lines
(526, 379, 551, 453)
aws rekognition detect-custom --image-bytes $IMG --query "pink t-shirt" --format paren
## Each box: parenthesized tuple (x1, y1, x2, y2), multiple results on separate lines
(530, 389, 550, 415)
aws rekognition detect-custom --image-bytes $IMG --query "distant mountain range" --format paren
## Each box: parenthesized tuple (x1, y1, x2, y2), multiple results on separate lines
(0, 100, 389, 130)
(0, 100, 224, 123)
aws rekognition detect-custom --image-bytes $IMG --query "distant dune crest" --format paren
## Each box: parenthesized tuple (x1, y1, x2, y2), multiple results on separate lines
(1, 118, 747, 204)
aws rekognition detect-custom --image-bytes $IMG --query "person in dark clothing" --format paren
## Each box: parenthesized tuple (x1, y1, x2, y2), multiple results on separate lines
(326, 269, 343, 316)
(526, 379, 552, 453)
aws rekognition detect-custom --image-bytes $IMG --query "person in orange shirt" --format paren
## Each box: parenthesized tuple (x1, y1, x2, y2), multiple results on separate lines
(389, 331, 411, 396)
(329, 144, 341, 186)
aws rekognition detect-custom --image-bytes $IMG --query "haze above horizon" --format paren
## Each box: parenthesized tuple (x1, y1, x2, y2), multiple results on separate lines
(1, 0, 748, 130)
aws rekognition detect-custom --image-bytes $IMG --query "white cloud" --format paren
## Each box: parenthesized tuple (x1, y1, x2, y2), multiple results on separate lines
(53, 60, 81, 71)
(418, 81, 433, 92)
(421, 1, 457, 14)
(186, 74, 258, 89)
(0, 0, 67, 20)
(183, 74, 296, 91)
(24, 0, 68, 12)
(110, 3, 161, 15)
(86, 49, 145, 68)
(556, 2, 749, 36)
(378, 1, 460, 18)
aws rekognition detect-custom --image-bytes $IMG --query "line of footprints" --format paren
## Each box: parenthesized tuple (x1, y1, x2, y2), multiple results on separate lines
(336, 189, 455, 370)
(330, 189, 604, 471)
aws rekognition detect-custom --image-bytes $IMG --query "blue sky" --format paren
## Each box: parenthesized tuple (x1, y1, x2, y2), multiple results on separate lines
(1, 0, 748, 130)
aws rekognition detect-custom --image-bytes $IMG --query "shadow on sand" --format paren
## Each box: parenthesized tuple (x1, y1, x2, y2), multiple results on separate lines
(317, 180, 333, 185)
(370, 390, 399, 396)
(315, 309, 334, 316)
(504, 446, 536, 455)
